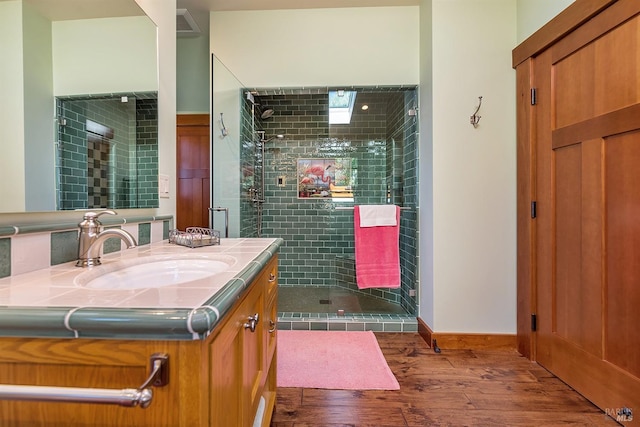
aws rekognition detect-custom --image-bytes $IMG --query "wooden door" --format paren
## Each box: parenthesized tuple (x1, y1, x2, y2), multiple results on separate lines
(530, 3, 640, 422)
(176, 114, 210, 231)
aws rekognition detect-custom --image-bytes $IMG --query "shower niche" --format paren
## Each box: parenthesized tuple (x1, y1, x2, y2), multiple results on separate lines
(296, 158, 354, 199)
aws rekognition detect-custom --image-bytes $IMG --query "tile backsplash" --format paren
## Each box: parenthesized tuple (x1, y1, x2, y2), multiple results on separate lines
(0, 215, 172, 278)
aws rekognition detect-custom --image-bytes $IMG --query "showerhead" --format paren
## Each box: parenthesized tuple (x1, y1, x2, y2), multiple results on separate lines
(263, 134, 284, 143)
(255, 130, 284, 143)
(261, 109, 275, 119)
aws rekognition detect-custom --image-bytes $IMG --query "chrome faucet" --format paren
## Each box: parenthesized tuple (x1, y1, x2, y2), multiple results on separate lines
(76, 210, 137, 267)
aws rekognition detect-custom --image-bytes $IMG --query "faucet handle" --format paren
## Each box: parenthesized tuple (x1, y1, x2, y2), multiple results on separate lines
(82, 210, 116, 221)
(79, 210, 117, 229)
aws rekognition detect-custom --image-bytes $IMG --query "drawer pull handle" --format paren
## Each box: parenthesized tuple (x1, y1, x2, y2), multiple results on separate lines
(244, 313, 259, 332)
(268, 320, 276, 333)
(268, 273, 276, 282)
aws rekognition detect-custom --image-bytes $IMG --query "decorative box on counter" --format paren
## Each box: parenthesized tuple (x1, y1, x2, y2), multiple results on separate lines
(168, 227, 221, 248)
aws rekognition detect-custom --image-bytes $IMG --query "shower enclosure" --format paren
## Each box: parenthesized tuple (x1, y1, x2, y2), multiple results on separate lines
(237, 86, 419, 332)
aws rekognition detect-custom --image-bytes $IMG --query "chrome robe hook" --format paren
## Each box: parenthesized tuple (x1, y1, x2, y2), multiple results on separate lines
(219, 113, 228, 138)
(470, 96, 483, 128)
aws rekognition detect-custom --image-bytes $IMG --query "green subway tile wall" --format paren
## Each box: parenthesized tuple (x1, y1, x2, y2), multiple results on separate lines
(56, 93, 158, 210)
(240, 87, 419, 315)
(0, 238, 10, 278)
(50, 230, 80, 265)
(138, 222, 151, 246)
(136, 99, 159, 208)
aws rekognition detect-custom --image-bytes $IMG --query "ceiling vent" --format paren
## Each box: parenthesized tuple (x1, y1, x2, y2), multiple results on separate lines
(177, 9, 201, 37)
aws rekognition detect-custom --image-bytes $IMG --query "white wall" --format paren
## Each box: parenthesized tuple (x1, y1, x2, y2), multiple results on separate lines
(53, 16, 157, 96)
(0, 1, 26, 212)
(427, 0, 518, 333)
(177, 9, 210, 114)
(516, 0, 575, 43)
(210, 7, 420, 87)
(134, 0, 176, 219)
(23, 1, 55, 211)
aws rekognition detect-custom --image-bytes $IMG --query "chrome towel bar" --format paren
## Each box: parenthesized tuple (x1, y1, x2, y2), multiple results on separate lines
(0, 353, 168, 409)
(334, 206, 412, 210)
(209, 206, 229, 237)
(0, 385, 153, 407)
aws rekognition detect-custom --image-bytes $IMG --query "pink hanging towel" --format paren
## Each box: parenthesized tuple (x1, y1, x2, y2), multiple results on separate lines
(354, 205, 401, 289)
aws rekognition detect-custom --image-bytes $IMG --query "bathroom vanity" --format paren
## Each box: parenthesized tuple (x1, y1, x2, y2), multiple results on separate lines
(0, 238, 282, 427)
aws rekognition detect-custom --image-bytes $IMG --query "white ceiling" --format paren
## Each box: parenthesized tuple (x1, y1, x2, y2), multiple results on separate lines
(18, 0, 145, 21)
(5, 0, 420, 21)
(177, 0, 420, 12)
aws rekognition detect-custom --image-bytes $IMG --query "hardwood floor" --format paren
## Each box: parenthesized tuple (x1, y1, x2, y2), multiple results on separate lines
(271, 333, 617, 426)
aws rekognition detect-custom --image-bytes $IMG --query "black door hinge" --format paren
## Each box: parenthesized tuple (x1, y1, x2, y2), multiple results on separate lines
(531, 314, 537, 332)
(531, 201, 537, 219)
(531, 88, 537, 105)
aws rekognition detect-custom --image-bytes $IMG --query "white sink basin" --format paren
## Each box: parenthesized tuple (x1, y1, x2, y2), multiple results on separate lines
(74, 255, 235, 290)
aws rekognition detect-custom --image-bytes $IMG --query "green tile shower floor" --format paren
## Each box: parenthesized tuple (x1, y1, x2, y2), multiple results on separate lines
(278, 286, 406, 314)
(277, 286, 417, 333)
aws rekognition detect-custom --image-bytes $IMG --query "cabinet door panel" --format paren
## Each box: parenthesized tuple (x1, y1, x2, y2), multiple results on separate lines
(209, 319, 243, 427)
(531, 11, 640, 418)
(243, 281, 265, 423)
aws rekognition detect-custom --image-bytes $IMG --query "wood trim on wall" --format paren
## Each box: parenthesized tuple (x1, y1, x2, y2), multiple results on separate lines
(430, 333, 517, 351)
(512, 0, 615, 68)
(417, 317, 517, 351)
(417, 317, 433, 348)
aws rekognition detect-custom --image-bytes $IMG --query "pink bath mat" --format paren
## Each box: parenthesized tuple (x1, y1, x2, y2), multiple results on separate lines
(277, 330, 400, 390)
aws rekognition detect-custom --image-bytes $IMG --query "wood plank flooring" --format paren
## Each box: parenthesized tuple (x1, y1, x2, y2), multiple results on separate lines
(271, 333, 618, 426)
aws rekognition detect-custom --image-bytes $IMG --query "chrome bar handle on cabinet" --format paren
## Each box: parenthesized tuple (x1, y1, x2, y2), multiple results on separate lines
(244, 313, 259, 333)
(0, 353, 169, 409)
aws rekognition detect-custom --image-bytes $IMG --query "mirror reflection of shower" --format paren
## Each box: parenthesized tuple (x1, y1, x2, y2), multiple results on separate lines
(252, 130, 284, 237)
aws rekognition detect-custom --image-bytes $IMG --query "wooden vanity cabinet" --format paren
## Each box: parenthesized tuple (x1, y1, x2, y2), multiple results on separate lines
(209, 255, 278, 427)
(0, 255, 278, 427)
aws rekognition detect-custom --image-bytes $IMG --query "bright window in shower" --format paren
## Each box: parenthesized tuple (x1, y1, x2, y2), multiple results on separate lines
(328, 90, 357, 124)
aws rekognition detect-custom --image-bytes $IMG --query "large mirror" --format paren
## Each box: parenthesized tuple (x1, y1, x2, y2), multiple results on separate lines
(0, 0, 158, 213)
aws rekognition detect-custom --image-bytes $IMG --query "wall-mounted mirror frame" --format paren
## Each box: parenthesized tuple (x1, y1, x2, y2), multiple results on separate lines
(0, 0, 158, 213)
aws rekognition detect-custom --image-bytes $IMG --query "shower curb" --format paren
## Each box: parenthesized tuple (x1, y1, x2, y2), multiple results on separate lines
(277, 313, 417, 333)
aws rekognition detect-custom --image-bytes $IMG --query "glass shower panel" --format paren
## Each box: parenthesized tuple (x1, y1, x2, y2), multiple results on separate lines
(238, 87, 418, 317)
(327, 88, 419, 316)
(211, 55, 249, 237)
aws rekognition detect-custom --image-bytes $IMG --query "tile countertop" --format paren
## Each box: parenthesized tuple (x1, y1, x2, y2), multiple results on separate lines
(0, 238, 283, 340)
